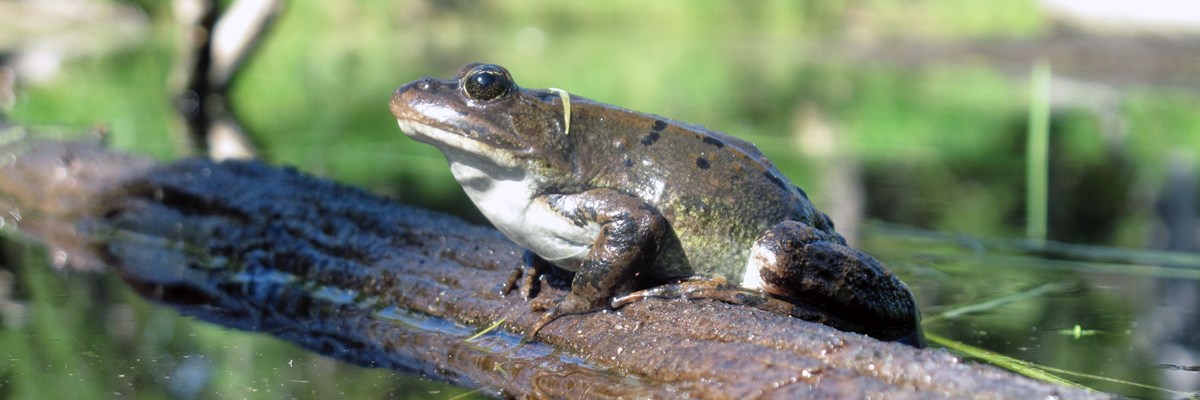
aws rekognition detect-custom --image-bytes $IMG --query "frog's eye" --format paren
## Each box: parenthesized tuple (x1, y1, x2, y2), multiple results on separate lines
(463, 65, 512, 101)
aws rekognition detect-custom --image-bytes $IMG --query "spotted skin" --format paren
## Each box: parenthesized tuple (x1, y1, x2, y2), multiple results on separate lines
(389, 63, 922, 345)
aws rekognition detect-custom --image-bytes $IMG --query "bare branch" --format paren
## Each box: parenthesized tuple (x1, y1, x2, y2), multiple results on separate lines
(172, 0, 281, 159)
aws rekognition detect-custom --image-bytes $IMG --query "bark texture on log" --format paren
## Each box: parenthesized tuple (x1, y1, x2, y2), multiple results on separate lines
(0, 137, 1112, 399)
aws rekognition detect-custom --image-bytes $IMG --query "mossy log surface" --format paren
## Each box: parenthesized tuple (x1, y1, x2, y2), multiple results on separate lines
(0, 137, 1112, 399)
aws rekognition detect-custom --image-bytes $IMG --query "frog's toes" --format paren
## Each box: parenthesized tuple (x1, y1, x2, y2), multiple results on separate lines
(524, 294, 601, 340)
(611, 277, 734, 308)
(500, 267, 541, 299)
(501, 251, 552, 298)
(500, 266, 522, 295)
(524, 306, 561, 341)
(528, 295, 560, 311)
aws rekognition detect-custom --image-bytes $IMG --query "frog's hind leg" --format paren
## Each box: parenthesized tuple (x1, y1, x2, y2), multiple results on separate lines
(746, 220, 924, 346)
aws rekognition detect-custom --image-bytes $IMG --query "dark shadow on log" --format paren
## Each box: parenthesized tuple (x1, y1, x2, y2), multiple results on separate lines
(0, 137, 1113, 399)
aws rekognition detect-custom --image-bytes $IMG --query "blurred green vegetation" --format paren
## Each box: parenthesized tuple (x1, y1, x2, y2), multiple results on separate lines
(4, 0, 1199, 398)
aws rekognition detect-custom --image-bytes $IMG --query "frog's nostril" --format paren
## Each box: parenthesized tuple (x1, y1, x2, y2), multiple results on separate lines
(418, 78, 433, 91)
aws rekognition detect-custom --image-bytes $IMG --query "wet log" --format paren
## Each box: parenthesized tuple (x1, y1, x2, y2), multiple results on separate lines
(0, 136, 1112, 399)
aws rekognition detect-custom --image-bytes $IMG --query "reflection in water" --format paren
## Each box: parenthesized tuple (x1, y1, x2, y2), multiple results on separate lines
(1146, 153, 1199, 393)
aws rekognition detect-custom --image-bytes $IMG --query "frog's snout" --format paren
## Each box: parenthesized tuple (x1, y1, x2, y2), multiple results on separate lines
(390, 78, 431, 118)
(391, 77, 448, 111)
(392, 78, 428, 99)
(388, 86, 409, 119)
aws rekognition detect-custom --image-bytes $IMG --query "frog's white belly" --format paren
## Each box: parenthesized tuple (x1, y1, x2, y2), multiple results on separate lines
(448, 160, 597, 270)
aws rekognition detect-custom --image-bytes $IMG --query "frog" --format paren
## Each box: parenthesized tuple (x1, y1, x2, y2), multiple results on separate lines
(389, 63, 924, 347)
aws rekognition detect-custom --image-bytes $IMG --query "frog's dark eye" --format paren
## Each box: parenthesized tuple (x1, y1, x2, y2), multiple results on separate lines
(463, 65, 512, 101)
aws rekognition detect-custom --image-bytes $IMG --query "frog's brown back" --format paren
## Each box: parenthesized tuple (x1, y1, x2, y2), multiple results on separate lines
(565, 99, 820, 279)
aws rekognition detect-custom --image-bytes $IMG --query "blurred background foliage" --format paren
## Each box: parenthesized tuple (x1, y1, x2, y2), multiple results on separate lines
(2, 0, 1199, 398)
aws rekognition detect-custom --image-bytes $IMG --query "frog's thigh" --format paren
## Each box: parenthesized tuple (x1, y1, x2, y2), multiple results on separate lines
(745, 219, 918, 339)
(742, 220, 840, 292)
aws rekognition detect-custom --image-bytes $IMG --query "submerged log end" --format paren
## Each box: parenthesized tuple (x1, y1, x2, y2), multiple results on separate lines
(0, 134, 156, 270)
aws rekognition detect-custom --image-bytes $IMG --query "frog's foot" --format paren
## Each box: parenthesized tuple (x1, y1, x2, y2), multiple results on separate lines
(610, 277, 735, 307)
(610, 277, 831, 322)
(523, 293, 598, 342)
(500, 251, 552, 299)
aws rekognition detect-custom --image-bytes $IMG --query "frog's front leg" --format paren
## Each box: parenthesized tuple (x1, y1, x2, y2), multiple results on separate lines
(523, 189, 667, 341)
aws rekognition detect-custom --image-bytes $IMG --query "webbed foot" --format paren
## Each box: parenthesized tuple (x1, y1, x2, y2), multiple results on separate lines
(610, 277, 830, 322)
(611, 277, 738, 307)
(522, 293, 596, 342)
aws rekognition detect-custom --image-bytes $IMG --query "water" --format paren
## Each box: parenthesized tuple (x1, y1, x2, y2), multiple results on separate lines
(864, 224, 1200, 397)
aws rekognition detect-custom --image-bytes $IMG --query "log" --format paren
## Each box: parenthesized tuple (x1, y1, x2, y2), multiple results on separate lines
(0, 136, 1112, 399)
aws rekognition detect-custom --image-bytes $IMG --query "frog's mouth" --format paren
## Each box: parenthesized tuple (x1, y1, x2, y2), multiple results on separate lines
(396, 118, 527, 169)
